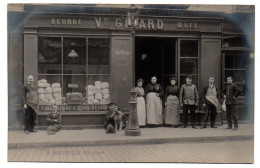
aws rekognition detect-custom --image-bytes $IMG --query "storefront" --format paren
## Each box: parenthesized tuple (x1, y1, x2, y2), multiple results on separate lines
(8, 5, 254, 128)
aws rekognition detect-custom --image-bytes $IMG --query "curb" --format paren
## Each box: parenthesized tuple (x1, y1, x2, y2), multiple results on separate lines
(8, 135, 254, 149)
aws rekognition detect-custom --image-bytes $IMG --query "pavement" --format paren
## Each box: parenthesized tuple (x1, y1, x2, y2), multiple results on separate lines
(8, 124, 254, 149)
(8, 140, 254, 163)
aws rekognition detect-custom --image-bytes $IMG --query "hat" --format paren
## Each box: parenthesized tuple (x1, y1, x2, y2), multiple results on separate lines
(186, 75, 193, 79)
(137, 78, 144, 84)
(169, 77, 176, 82)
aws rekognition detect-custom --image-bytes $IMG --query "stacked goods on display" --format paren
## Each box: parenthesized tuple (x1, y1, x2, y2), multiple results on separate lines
(38, 79, 62, 105)
(86, 81, 111, 105)
(66, 92, 83, 104)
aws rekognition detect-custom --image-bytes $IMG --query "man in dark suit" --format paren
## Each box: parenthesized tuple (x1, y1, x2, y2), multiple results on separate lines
(222, 76, 242, 130)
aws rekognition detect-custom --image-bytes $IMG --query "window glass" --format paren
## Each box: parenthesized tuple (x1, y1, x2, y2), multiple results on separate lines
(180, 40, 198, 58)
(63, 37, 86, 74)
(180, 58, 198, 74)
(38, 37, 62, 74)
(88, 38, 110, 74)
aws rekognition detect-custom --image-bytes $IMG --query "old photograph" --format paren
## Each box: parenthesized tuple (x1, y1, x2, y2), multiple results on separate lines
(7, 3, 254, 163)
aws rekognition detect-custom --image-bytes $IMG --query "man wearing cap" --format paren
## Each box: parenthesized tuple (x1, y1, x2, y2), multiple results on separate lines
(179, 75, 199, 129)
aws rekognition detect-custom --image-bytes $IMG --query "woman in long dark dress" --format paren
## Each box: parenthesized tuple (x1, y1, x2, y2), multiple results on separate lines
(145, 76, 163, 126)
(164, 77, 180, 127)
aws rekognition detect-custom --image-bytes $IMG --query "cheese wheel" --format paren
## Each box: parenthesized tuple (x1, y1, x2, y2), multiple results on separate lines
(46, 83, 50, 88)
(88, 96, 95, 101)
(103, 94, 110, 99)
(51, 83, 61, 88)
(87, 91, 94, 96)
(93, 99, 100, 104)
(87, 85, 94, 92)
(93, 90, 103, 94)
(55, 100, 62, 105)
(53, 87, 61, 93)
(101, 82, 109, 89)
(94, 85, 102, 91)
(45, 93, 53, 100)
(95, 81, 102, 86)
(45, 87, 53, 94)
(38, 79, 47, 83)
(39, 99, 48, 105)
(88, 100, 94, 105)
(38, 94, 45, 100)
(95, 93, 102, 100)
(53, 93, 62, 99)
(102, 89, 110, 94)
(38, 88, 45, 94)
(38, 83, 46, 88)
(48, 99, 56, 105)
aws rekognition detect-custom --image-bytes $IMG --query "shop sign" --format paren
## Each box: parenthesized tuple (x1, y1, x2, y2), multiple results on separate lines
(51, 18, 82, 25)
(68, 84, 78, 88)
(177, 22, 198, 29)
(95, 17, 164, 29)
(39, 104, 108, 112)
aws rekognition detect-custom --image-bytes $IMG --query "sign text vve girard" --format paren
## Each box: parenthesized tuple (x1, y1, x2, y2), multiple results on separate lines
(50, 17, 198, 30)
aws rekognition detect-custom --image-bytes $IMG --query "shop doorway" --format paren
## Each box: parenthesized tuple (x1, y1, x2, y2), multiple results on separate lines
(135, 37, 176, 96)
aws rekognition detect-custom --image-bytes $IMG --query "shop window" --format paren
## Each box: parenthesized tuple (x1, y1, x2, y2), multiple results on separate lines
(223, 54, 248, 86)
(37, 36, 111, 111)
(63, 37, 86, 74)
(179, 40, 199, 87)
(38, 37, 62, 74)
(88, 38, 110, 74)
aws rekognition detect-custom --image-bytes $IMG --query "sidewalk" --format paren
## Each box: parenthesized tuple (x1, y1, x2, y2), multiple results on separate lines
(8, 124, 254, 149)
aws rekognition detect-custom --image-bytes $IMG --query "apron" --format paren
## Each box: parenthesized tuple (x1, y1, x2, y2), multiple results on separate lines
(146, 92, 163, 125)
(165, 95, 180, 125)
(137, 96, 146, 126)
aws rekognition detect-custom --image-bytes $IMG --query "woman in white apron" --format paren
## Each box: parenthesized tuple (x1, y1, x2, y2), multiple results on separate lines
(135, 79, 146, 127)
(145, 76, 163, 126)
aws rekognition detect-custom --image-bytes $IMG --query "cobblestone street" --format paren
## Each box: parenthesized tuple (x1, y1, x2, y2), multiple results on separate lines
(8, 140, 253, 163)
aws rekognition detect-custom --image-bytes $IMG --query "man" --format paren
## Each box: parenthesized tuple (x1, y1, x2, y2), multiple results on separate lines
(222, 76, 242, 130)
(22, 75, 38, 134)
(201, 76, 219, 129)
(179, 75, 199, 129)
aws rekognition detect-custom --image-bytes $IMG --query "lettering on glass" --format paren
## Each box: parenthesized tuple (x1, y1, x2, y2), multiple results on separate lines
(114, 49, 130, 65)
(39, 105, 108, 111)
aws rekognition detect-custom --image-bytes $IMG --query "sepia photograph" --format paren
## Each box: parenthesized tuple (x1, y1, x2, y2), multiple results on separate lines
(7, 3, 255, 164)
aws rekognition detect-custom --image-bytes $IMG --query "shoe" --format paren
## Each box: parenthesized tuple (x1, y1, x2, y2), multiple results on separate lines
(25, 130, 30, 134)
(182, 125, 187, 128)
(172, 125, 179, 128)
(225, 127, 232, 129)
(211, 126, 217, 128)
(232, 128, 238, 131)
(200, 125, 207, 129)
(192, 126, 198, 129)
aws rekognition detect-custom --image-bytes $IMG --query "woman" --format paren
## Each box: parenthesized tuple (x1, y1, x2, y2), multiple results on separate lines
(135, 79, 146, 127)
(145, 76, 163, 126)
(164, 77, 180, 127)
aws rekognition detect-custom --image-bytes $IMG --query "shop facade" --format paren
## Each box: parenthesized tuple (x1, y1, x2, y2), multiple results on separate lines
(8, 5, 254, 128)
